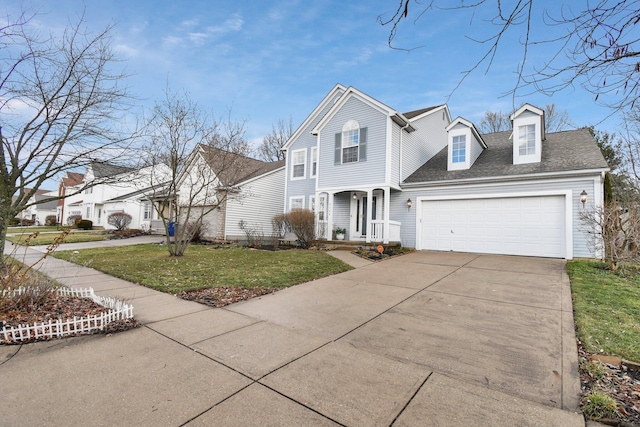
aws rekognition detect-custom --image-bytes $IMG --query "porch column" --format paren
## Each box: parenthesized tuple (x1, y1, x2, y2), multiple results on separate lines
(365, 189, 373, 243)
(383, 187, 390, 244)
(327, 192, 334, 240)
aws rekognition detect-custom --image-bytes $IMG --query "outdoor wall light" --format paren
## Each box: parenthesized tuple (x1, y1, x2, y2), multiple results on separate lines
(352, 193, 357, 200)
(580, 190, 588, 207)
(407, 198, 412, 209)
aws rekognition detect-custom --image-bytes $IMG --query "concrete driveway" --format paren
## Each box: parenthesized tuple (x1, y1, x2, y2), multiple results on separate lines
(0, 249, 583, 426)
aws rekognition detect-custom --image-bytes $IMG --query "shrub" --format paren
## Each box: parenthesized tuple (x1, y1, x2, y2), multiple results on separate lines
(9, 217, 20, 226)
(239, 220, 264, 247)
(285, 209, 315, 249)
(67, 215, 82, 226)
(270, 214, 288, 248)
(107, 212, 132, 231)
(77, 219, 93, 230)
(186, 221, 210, 243)
(45, 215, 57, 226)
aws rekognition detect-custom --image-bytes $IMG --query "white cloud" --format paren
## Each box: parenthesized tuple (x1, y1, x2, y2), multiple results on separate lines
(205, 15, 244, 35)
(114, 43, 139, 58)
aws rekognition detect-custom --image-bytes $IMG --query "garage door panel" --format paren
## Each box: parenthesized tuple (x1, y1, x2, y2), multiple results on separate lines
(421, 196, 565, 258)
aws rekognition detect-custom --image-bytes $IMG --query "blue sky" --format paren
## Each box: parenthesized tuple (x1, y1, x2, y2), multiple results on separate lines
(5, 1, 620, 149)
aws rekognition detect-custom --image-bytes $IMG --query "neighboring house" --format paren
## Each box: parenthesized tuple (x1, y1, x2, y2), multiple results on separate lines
(61, 162, 170, 229)
(57, 172, 85, 225)
(171, 144, 285, 241)
(16, 189, 57, 225)
(282, 84, 609, 259)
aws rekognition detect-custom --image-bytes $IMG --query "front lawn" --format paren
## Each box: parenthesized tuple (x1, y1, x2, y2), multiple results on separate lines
(567, 260, 640, 362)
(53, 245, 352, 293)
(6, 231, 108, 246)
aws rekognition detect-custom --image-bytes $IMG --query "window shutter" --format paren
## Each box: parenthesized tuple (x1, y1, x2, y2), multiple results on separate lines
(359, 127, 367, 162)
(334, 133, 341, 165)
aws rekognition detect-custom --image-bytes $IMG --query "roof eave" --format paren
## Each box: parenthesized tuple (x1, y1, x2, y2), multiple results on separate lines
(402, 167, 610, 188)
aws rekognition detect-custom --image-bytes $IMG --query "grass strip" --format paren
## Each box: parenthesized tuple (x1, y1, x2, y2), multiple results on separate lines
(54, 244, 352, 293)
(567, 260, 640, 362)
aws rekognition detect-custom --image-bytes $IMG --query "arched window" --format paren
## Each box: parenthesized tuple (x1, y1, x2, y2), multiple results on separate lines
(341, 120, 360, 163)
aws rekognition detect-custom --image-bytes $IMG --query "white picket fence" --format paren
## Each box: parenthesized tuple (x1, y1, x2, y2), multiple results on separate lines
(1, 287, 134, 344)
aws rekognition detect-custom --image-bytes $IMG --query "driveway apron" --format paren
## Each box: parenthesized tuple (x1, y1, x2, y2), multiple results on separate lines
(1, 246, 583, 426)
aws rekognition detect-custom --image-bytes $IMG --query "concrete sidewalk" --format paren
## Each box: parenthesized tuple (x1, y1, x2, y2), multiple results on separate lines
(1, 246, 584, 426)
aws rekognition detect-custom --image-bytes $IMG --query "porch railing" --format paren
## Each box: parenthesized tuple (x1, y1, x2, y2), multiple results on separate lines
(369, 220, 401, 242)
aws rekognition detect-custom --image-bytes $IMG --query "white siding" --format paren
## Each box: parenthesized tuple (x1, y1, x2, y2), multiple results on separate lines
(470, 134, 484, 166)
(318, 96, 387, 189)
(402, 110, 449, 181)
(225, 168, 285, 240)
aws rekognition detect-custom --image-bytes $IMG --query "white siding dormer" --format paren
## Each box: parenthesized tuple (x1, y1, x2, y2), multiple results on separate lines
(446, 117, 487, 171)
(510, 104, 544, 165)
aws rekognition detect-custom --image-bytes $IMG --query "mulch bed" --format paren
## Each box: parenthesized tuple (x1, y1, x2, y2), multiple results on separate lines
(0, 293, 138, 344)
(177, 287, 277, 308)
(579, 344, 640, 426)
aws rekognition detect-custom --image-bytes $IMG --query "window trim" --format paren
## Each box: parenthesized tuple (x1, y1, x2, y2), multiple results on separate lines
(290, 148, 307, 180)
(451, 135, 466, 163)
(341, 120, 360, 164)
(447, 129, 470, 171)
(310, 147, 318, 178)
(518, 124, 536, 156)
(289, 196, 305, 211)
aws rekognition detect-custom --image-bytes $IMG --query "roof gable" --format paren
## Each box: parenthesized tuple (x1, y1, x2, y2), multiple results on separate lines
(282, 83, 347, 150)
(311, 86, 415, 135)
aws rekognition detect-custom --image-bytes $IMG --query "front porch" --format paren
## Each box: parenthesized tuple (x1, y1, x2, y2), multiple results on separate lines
(314, 187, 402, 244)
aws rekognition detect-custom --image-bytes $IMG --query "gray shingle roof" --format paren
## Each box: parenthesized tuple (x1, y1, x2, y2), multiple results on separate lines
(403, 128, 609, 185)
(91, 162, 135, 178)
(198, 145, 284, 186)
(403, 106, 441, 119)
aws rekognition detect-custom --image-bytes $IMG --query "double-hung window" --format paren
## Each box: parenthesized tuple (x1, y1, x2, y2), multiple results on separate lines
(290, 196, 304, 211)
(291, 149, 306, 179)
(143, 203, 152, 220)
(518, 124, 536, 155)
(452, 135, 466, 163)
(342, 120, 359, 163)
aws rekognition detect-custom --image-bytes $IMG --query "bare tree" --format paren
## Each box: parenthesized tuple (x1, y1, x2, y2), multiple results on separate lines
(580, 201, 640, 270)
(0, 11, 132, 263)
(379, 1, 640, 113)
(544, 103, 573, 133)
(140, 89, 262, 256)
(478, 110, 510, 133)
(478, 103, 572, 134)
(257, 117, 293, 162)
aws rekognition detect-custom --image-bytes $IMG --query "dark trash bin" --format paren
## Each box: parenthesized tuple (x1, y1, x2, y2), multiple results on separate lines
(168, 222, 175, 237)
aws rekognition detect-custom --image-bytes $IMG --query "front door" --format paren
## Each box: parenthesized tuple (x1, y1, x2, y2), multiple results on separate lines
(350, 194, 368, 239)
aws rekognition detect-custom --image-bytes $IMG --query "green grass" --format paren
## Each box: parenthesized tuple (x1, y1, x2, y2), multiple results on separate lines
(6, 231, 108, 245)
(567, 260, 640, 362)
(53, 245, 352, 293)
(7, 226, 62, 233)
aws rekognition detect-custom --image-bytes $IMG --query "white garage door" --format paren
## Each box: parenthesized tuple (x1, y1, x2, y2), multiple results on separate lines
(420, 196, 565, 258)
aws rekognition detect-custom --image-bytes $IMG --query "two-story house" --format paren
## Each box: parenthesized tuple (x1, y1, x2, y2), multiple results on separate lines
(282, 85, 609, 259)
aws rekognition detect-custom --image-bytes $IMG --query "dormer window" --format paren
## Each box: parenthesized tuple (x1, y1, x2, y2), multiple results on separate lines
(446, 117, 487, 171)
(452, 135, 466, 163)
(342, 120, 360, 163)
(518, 124, 536, 155)
(510, 104, 544, 165)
